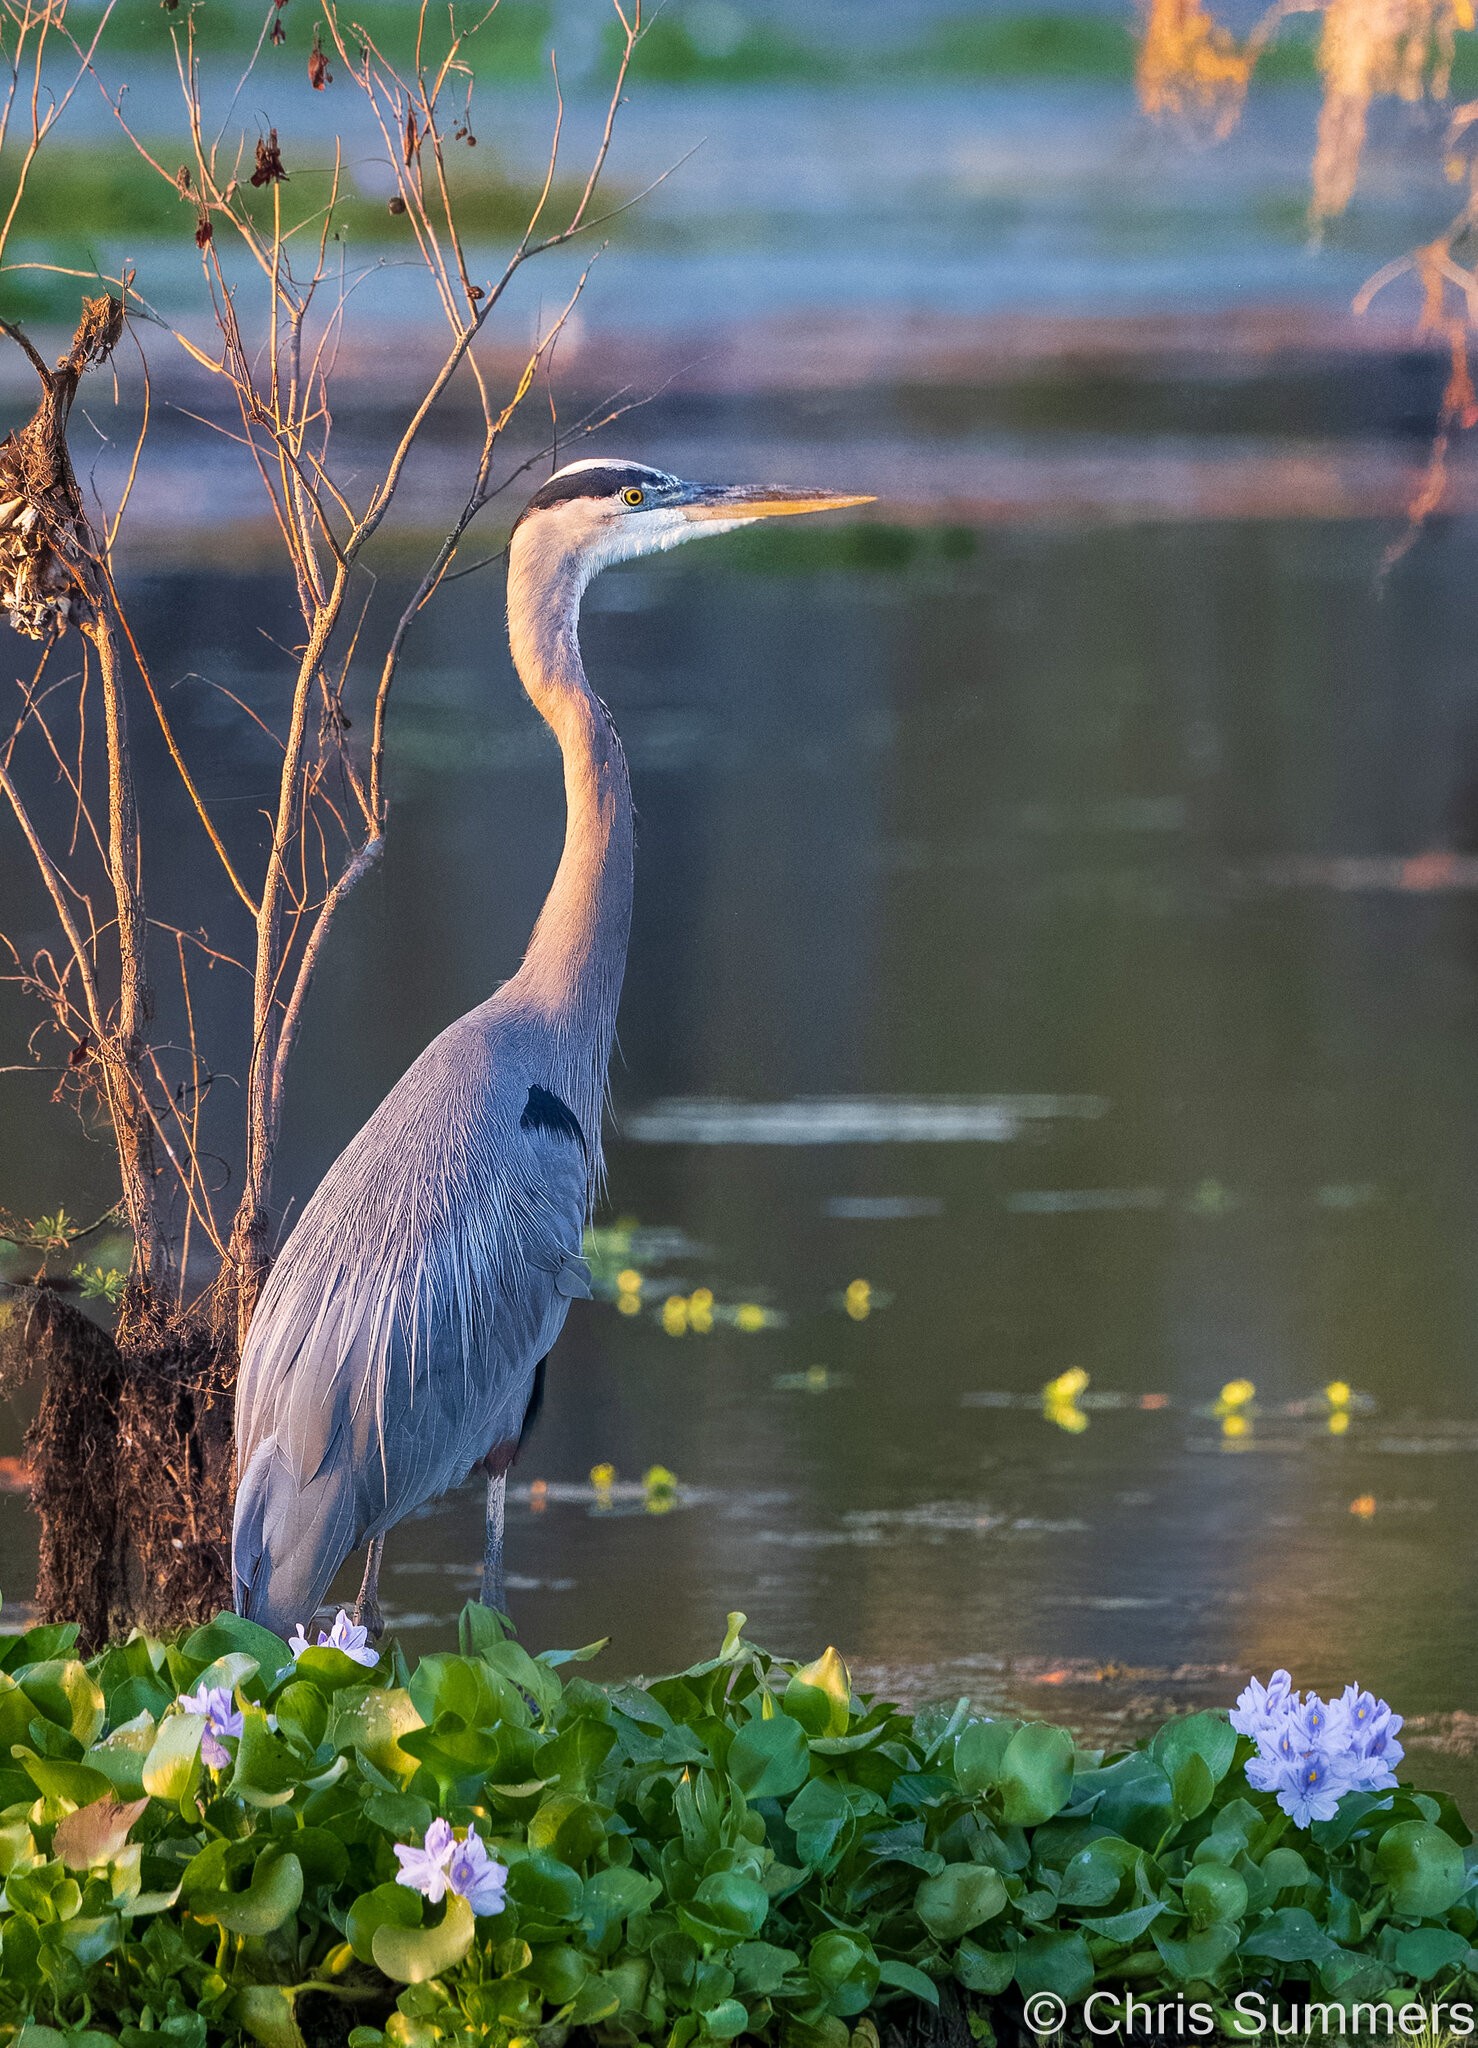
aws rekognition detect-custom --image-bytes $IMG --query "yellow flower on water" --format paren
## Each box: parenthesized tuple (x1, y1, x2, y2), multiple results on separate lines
(617, 1268, 643, 1295)
(643, 1464, 678, 1515)
(1043, 1367, 1089, 1405)
(1221, 1411, 1250, 1440)
(1045, 1397, 1089, 1435)
(590, 1462, 616, 1492)
(1327, 1409, 1351, 1436)
(736, 1303, 766, 1332)
(1350, 1493, 1377, 1518)
(805, 1365, 830, 1390)
(1324, 1380, 1351, 1409)
(1216, 1377, 1256, 1412)
(616, 1291, 641, 1316)
(688, 1288, 714, 1335)
(662, 1295, 689, 1337)
(844, 1279, 872, 1321)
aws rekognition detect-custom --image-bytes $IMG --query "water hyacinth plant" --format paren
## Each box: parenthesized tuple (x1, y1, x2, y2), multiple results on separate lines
(0, 1607, 1471, 2046)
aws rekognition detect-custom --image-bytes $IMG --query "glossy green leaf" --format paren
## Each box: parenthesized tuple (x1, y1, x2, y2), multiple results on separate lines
(1014, 1931, 1095, 2001)
(728, 1711, 810, 1798)
(787, 1775, 852, 1868)
(198, 1845, 304, 1935)
(373, 1891, 475, 1983)
(347, 1882, 422, 1966)
(1393, 1926, 1470, 1981)
(1183, 1861, 1247, 1927)
(141, 1711, 203, 1804)
(233, 1984, 307, 2048)
(997, 1723, 1075, 1826)
(20, 1660, 104, 1746)
(1377, 1821, 1468, 1918)
(878, 1959, 939, 2005)
(915, 1862, 1007, 1939)
(953, 1718, 1020, 1797)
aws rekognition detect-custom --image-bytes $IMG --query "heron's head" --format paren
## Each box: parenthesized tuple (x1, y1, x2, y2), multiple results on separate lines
(509, 458, 872, 592)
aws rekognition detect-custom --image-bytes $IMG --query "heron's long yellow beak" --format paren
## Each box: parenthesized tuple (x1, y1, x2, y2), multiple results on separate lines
(682, 486, 875, 522)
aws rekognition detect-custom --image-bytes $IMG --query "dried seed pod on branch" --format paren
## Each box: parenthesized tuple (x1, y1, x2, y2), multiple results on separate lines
(0, 297, 122, 639)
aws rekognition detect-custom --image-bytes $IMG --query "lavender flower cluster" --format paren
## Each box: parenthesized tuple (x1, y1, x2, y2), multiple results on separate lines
(394, 1818, 509, 1917)
(1231, 1671, 1404, 1828)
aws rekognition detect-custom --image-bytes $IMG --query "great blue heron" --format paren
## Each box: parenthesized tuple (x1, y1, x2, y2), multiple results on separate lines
(231, 459, 870, 1636)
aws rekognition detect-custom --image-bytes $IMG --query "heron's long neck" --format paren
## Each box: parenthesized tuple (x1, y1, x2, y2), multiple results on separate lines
(505, 545, 633, 1128)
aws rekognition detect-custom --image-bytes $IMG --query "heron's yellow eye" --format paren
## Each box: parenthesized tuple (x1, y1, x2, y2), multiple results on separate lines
(622, 486, 645, 506)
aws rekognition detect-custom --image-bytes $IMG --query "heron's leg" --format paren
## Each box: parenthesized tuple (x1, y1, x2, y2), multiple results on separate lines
(355, 1536, 385, 1639)
(481, 1468, 508, 1615)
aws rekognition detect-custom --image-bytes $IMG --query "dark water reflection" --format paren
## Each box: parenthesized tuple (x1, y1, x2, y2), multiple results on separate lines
(5, 510, 1478, 1792)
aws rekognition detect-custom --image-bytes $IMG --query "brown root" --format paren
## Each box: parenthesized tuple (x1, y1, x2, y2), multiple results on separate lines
(0, 1285, 231, 1649)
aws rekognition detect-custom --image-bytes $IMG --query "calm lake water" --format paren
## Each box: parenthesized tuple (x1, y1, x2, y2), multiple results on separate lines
(5, 494, 1478, 1795)
(2, 64, 1477, 1796)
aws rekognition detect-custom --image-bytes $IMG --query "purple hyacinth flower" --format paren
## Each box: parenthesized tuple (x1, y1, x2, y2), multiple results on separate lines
(394, 1817, 457, 1904)
(1230, 1669, 1295, 1739)
(288, 1609, 379, 1667)
(175, 1684, 244, 1770)
(1236, 1672, 1404, 1828)
(446, 1830, 509, 1917)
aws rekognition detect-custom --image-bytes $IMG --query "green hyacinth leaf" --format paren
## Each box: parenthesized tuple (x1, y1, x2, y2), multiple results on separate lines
(997, 1723, 1075, 1826)
(728, 1711, 810, 1799)
(141, 1712, 203, 1806)
(346, 1882, 422, 1966)
(198, 1846, 304, 1937)
(233, 1984, 307, 2048)
(915, 1862, 1007, 1940)
(1377, 1821, 1468, 1918)
(372, 1891, 475, 1983)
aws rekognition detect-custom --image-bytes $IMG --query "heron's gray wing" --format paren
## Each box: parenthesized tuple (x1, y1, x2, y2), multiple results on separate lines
(233, 1065, 591, 1631)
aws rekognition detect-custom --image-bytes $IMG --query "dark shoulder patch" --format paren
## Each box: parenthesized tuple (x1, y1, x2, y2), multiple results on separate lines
(521, 1083, 585, 1149)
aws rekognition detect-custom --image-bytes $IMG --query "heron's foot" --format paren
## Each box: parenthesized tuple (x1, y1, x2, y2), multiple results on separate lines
(354, 1588, 384, 1640)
